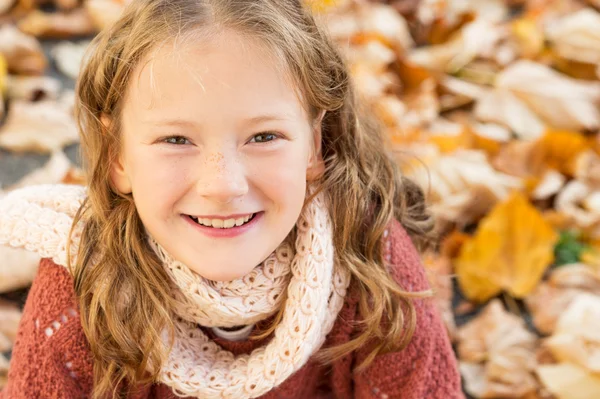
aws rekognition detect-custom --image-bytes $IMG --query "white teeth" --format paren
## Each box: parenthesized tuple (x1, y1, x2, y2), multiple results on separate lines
(191, 214, 254, 228)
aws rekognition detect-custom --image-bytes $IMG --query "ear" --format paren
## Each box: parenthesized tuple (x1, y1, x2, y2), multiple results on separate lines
(102, 114, 132, 194)
(306, 109, 326, 182)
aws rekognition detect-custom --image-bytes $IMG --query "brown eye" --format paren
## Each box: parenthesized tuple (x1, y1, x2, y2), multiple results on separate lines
(164, 136, 190, 145)
(250, 133, 277, 143)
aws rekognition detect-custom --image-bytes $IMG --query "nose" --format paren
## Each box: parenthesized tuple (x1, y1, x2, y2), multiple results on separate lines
(195, 150, 248, 203)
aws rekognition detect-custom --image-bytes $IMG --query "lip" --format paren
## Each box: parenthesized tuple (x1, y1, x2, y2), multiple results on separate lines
(188, 213, 256, 220)
(182, 211, 263, 238)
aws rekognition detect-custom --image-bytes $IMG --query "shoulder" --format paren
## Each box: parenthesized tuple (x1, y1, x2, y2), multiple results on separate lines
(384, 219, 431, 292)
(332, 220, 464, 399)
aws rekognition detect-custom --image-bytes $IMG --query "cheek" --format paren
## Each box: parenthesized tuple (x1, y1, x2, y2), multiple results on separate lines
(247, 149, 308, 208)
(129, 152, 192, 211)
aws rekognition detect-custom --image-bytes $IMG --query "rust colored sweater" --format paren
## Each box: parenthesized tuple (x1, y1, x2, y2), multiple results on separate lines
(1, 221, 463, 398)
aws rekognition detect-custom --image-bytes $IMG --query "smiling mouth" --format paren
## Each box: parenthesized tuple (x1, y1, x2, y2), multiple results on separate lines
(186, 213, 257, 229)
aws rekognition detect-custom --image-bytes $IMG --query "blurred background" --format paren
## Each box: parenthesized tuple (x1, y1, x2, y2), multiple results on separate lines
(1, 0, 600, 397)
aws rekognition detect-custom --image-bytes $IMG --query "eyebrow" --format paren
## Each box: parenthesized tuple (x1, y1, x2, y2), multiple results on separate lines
(147, 114, 292, 128)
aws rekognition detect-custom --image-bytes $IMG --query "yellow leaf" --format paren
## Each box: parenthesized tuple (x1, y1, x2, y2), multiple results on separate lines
(303, 0, 339, 13)
(511, 16, 544, 59)
(0, 54, 6, 94)
(455, 191, 558, 302)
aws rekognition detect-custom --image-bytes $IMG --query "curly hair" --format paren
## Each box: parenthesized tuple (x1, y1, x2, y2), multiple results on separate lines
(70, 0, 435, 397)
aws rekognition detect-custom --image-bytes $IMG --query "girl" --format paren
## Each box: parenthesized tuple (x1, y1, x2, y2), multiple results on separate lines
(0, 0, 463, 398)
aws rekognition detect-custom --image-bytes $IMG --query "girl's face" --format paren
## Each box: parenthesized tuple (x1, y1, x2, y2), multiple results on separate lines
(110, 30, 322, 281)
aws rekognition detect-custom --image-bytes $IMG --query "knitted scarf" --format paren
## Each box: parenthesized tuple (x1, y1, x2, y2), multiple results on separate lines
(0, 184, 351, 399)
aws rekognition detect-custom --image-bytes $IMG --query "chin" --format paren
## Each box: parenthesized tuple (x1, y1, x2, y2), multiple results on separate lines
(189, 263, 256, 282)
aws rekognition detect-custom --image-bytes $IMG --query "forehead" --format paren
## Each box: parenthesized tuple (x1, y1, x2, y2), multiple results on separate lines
(122, 29, 309, 125)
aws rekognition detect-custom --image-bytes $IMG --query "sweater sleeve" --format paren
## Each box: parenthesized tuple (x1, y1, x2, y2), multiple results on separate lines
(352, 220, 464, 399)
(1, 258, 93, 398)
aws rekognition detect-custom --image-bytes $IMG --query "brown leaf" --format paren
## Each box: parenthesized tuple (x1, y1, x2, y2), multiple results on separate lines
(6, 74, 61, 101)
(0, 300, 21, 349)
(0, 24, 46, 74)
(458, 299, 539, 398)
(84, 0, 124, 30)
(18, 8, 96, 38)
(525, 263, 600, 335)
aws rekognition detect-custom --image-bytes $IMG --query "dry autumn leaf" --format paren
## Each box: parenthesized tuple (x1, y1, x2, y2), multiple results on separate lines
(496, 60, 600, 131)
(525, 263, 600, 335)
(18, 8, 96, 38)
(0, 245, 40, 292)
(458, 299, 539, 398)
(51, 40, 90, 79)
(5, 74, 61, 101)
(545, 8, 600, 67)
(0, 99, 79, 153)
(0, 300, 21, 348)
(0, 353, 8, 389)
(537, 362, 600, 399)
(455, 191, 558, 302)
(0, 24, 46, 74)
(543, 293, 600, 372)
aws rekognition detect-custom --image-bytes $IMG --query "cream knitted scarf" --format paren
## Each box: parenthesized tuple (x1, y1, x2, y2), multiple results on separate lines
(0, 184, 351, 399)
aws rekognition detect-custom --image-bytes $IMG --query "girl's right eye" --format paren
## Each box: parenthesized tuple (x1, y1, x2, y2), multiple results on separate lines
(163, 136, 191, 145)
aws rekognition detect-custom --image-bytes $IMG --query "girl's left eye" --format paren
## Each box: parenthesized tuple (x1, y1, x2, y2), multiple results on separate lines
(163, 136, 191, 145)
(249, 133, 279, 144)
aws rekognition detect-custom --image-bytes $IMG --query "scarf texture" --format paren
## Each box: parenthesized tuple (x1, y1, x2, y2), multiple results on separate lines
(0, 184, 350, 399)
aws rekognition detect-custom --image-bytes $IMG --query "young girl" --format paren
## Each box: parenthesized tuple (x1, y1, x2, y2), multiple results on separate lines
(0, 0, 462, 398)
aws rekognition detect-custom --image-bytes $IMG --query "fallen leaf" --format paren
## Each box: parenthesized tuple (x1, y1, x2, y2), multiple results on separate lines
(0, 24, 47, 74)
(408, 19, 506, 73)
(537, 363, 600, 399)
(526, 263, 600, 335)
(534, 130, 590, 177)
(326, 2, 414, 53)
(5, 74, 61, 101)
(85, 0, 124, 30)
(555, 180, 600, 235)
(50, 40, 90, 79)
(474, 88, 546, 141)
(0, 353, 8, 390)
(0, 99, 79, 153)
(0, 0, 15, 15)
(0, 245, 40, 292)
(531, 169, 566, 200)
(0, 300, 21, 348)
(18, 8, 96, 38)
(574, 150, 600, 188)
(546, 8, 600, 67)
(8, 150, 72, 189)
(422, 252, 457, 340)
(458, 299, 539, 398)
(543, 293, 600, 372)
(496, 60, 600, 131)
(455, 191, 558, 302)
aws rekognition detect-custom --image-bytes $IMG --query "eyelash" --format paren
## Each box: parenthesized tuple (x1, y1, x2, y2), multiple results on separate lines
(161, 132, 281, 146)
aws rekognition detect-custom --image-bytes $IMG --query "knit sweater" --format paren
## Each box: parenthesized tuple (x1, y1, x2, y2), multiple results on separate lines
(0, 220, 464, 399)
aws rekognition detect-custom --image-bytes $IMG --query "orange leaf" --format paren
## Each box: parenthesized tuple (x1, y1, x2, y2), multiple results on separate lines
(455, 191, 558, 302)
(534, 130, 591, 177)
